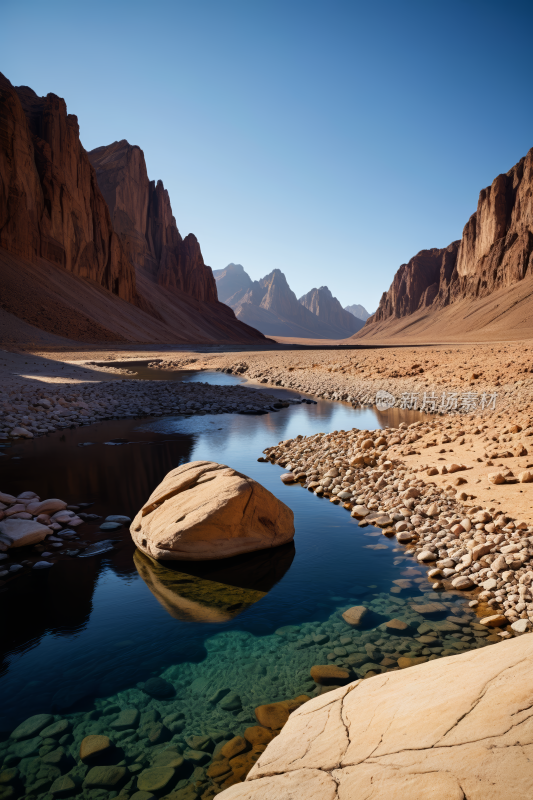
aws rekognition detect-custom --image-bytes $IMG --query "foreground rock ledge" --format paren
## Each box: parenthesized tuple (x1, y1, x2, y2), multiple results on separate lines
(131, 461, 294, 560)
(218, 634, 533, 799)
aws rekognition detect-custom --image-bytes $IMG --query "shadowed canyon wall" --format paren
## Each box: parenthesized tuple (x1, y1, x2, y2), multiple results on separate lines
(88, 140, 218, 303)
(0, 73, 265, 344)
(0, 72, 140, 306)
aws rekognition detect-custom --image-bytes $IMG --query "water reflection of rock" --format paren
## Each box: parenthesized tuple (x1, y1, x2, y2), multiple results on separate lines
(134, 543, 295, 622)
(375, 406, 431, 428)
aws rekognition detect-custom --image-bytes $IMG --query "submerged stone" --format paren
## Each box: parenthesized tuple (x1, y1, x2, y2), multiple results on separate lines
(341, 606, 367, 627)
(99, 522, 122, 531)
(39, 720, 70, 739)
(184, 749, 210, 765)
(255, 702, 291, 730)
(383, 618, 409, 631)
(219, 691, 242, 711)
(137, 767, 175, 793)
(10, 714, 53, 740)
(41, 746, 68, 767)
(130, 793, 156, 800)
(359, 662, 383, 675)
(49, 775, 76, 797)
(84, 766, 127, 788)
(220, 736, 247, 760)
(142, 677, 175, 699)
(152, 750, 185, 770)
(185, 735, 212, 752)
(79, 735, 112, 763)
(310, 665, 351, 685)
(244, 726, 274, 746)
(398, 656, 428, 668)
(9, 737, 41, 758)
(110, 708, 140, 730)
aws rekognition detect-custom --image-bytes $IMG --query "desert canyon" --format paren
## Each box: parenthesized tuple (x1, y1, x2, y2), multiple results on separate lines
(2, 62, 533, 800)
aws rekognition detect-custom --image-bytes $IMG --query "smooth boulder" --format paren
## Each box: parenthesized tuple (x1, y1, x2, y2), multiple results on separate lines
(130, 461, 295, 561)
(0, 519, 51, 548)
(27, 499, 67, 515)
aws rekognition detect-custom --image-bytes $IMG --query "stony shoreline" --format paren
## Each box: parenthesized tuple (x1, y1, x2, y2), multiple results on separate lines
(0, 488, 132, 584)
(263, 420, 533, 636)
(0, 381, 299, 441)
(216, 352, 522, 418)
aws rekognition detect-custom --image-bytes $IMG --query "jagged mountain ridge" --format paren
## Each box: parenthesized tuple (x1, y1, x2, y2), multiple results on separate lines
(0, 73, 265, 344)
(358, 147, 533, 340)
(215, 264, 364, 339)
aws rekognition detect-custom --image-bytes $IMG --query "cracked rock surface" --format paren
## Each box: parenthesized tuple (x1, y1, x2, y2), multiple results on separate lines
(219, 634, 533, 798)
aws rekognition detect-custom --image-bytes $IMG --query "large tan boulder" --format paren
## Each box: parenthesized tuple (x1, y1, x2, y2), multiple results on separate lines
(130, 461, 294, 561)
(218, 634, 533, 799)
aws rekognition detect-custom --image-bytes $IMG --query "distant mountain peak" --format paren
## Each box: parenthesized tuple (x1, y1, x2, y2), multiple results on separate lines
(299, 286, 364, 335)
(211, 262, 253, 303)
(344, 303, 371, 322)
(214, 266, 364, 339)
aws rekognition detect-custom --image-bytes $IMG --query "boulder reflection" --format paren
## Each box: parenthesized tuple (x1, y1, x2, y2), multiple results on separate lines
(134, 542, 295, 623)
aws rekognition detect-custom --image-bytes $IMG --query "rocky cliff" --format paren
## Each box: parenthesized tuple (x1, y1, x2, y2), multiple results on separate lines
(88, 140, 217, 302)
(299, 286, 364, 336)
(370, 242, 460, 323)
(215, 264, 359, 339)
(0, 73, 265, 344)
(0, 73, 139, 305)
(364, 147, 533, 331)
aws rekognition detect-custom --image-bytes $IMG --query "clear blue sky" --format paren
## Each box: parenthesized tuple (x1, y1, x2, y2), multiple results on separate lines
(3, 0, 533, 312)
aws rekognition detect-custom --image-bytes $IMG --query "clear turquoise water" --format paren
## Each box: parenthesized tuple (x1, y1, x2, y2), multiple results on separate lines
(0, 372, 491, 798)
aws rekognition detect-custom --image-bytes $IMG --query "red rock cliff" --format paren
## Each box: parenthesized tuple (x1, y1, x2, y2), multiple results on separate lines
(371, 243, 459, 323)
(368, 148, 533, 326)
(0, 73, 139, 304)
(88, 140, 218, 303)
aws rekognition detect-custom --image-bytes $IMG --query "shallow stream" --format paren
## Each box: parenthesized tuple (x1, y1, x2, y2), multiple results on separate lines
(0, 371, 497, 798)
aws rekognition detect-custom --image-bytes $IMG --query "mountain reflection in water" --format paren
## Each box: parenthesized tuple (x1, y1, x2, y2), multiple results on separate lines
(134, 543, 295, 622)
